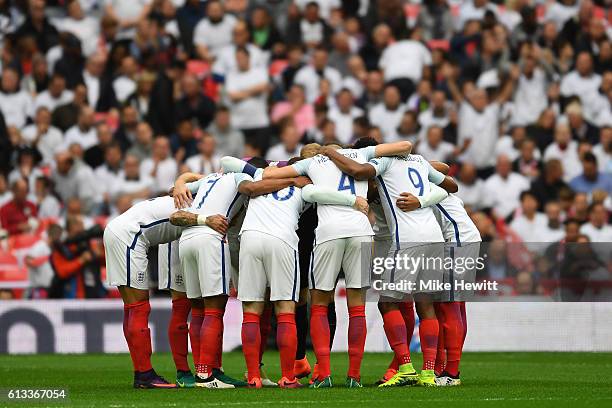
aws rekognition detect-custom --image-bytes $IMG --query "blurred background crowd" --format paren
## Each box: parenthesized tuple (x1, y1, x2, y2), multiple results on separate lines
(0, 0, 610, 299)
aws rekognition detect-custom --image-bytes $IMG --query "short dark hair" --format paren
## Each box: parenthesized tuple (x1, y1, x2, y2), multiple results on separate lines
(247, 157, 268, 169)
(519, 190, 538, 202)
(583, 152, 597, 164)
(353, 137, 379, 149)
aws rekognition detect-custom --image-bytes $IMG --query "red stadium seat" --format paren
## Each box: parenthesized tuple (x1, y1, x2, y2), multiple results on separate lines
(269, 59, 288, 78)
(7, 233, 40, 251)
(187, 60, 210, 79)
(0, 250, 28, 286)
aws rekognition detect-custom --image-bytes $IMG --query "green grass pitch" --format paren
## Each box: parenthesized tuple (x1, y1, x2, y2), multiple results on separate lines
(1, 352, 611, 407)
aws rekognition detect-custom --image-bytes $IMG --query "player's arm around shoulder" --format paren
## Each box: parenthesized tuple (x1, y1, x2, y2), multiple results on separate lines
(171, 172, 204, 209)
(373, 140, 413, 158)
(301, 184, 369, 215)
(169, 210, 229, 235)
(237, 172, 312, 198)
(319, 146, 376, 181)
(427, 159, 458, 193)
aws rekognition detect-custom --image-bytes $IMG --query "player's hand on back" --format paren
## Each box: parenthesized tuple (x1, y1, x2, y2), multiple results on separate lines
(205, 214, 229, 235)
(173, 181, 193, 209)
(353, 196, 369, 215)
(319, 146, 335, 157)
(292, 176, 312, 188)
(396, 192, 421, 212)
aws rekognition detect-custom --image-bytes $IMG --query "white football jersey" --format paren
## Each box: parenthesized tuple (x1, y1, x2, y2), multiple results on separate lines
(433, 194, 482, 244)
(370, 154, 444, 249)
(292, 147, 376, 244)
(370, 199, 391, 241)
(106, 196, 183, 249)
(240, 169, 306, 250)
(181, 172, 252, 240)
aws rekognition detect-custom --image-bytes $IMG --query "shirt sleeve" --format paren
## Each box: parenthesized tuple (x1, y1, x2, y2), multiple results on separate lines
(360, 146, 377, 161)
(290, 158, 312, 176)
(186, 179, 204, 194)
(426, 161, 446, 185)
(368, 157, 391, 176)
(234, 173, 254, 185)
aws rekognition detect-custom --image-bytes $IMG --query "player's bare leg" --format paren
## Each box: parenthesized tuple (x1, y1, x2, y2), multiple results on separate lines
(168, 290, 194, 387)
(274, 300, 303, 388)
(344, 288, 366, 388)
(119, 286, 175, 389)
(309, 288, 333, 388)
(415, 297, 440, 386)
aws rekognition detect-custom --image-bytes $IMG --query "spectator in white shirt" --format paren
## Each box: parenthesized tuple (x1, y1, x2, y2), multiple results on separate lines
(266, 121, 304, 162)
(21, 107, 63, 165)
(115, 154, 154, 203)
(212, 20, 267, 81)
(378, 34, 432, 101)
(327, 88, 363, 145)
(52, 151, 98, 213)
(104, 0, 152, 39)
(417, 90, 452, 142)
(510, 190, 548, 242)
(545, 0, 580, 31)
(511, 55, 549, 126)
(417, 126, 455, 163)
(538, 200, 566, 242)
(139, 137, 178, 195)
(368, 84, 407, 142)
(592, 126, 612, 174)
(543, 122, 582, 181)
(112, 56, 138, 104)
(560, 52, 602, 124)
(94, 142, 124, 202)
(185, 133, 221, 175)
(484, 154, 530, 219)
(225, 46, 270, 134)
(294, 46, 342, 103)
(0, 67, 33, 128)
(63, 106, 98, 150)
(55, 0, 99, 56)
(33, 73, 73, 114)
(580, 202, 612, 243)
(34, 176, 61, 219)
(24, 223, 57, 297)
(456, 162, 488, 210)
(193, 0, 237, 61)
(206, 106, 245, 158)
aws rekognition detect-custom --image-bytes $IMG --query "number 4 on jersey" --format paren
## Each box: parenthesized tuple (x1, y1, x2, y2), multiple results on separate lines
(338, 173, 356, 194)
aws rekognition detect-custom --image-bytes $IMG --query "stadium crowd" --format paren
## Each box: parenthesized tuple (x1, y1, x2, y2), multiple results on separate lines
(0, 0, 610, 298)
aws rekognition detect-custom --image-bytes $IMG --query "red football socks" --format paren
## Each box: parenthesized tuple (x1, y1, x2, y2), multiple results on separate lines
(276, 313, 298, 380)
(168, 298, 191, 372)
(310, 305, 331, 379)
(347, 305, 367, 379)
(198, 308, 224, 374)
(126, 300, 153, 373)
(259, 306, 273, 362)
(434, 303, 446, 374)
(382, 309, 411, 366)
(439, 302, 464, 376)
(189, 308, 204, 368)
(419, 318, 439, 371)
(241, 312, 261, 380)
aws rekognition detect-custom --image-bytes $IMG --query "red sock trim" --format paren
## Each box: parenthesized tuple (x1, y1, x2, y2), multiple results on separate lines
(204, 308, 224, 318)
(276, 312, 296, 324)
(348, 305, 366, 318)
(311, 304, 328, 316)
(243, 312, 260, 324)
